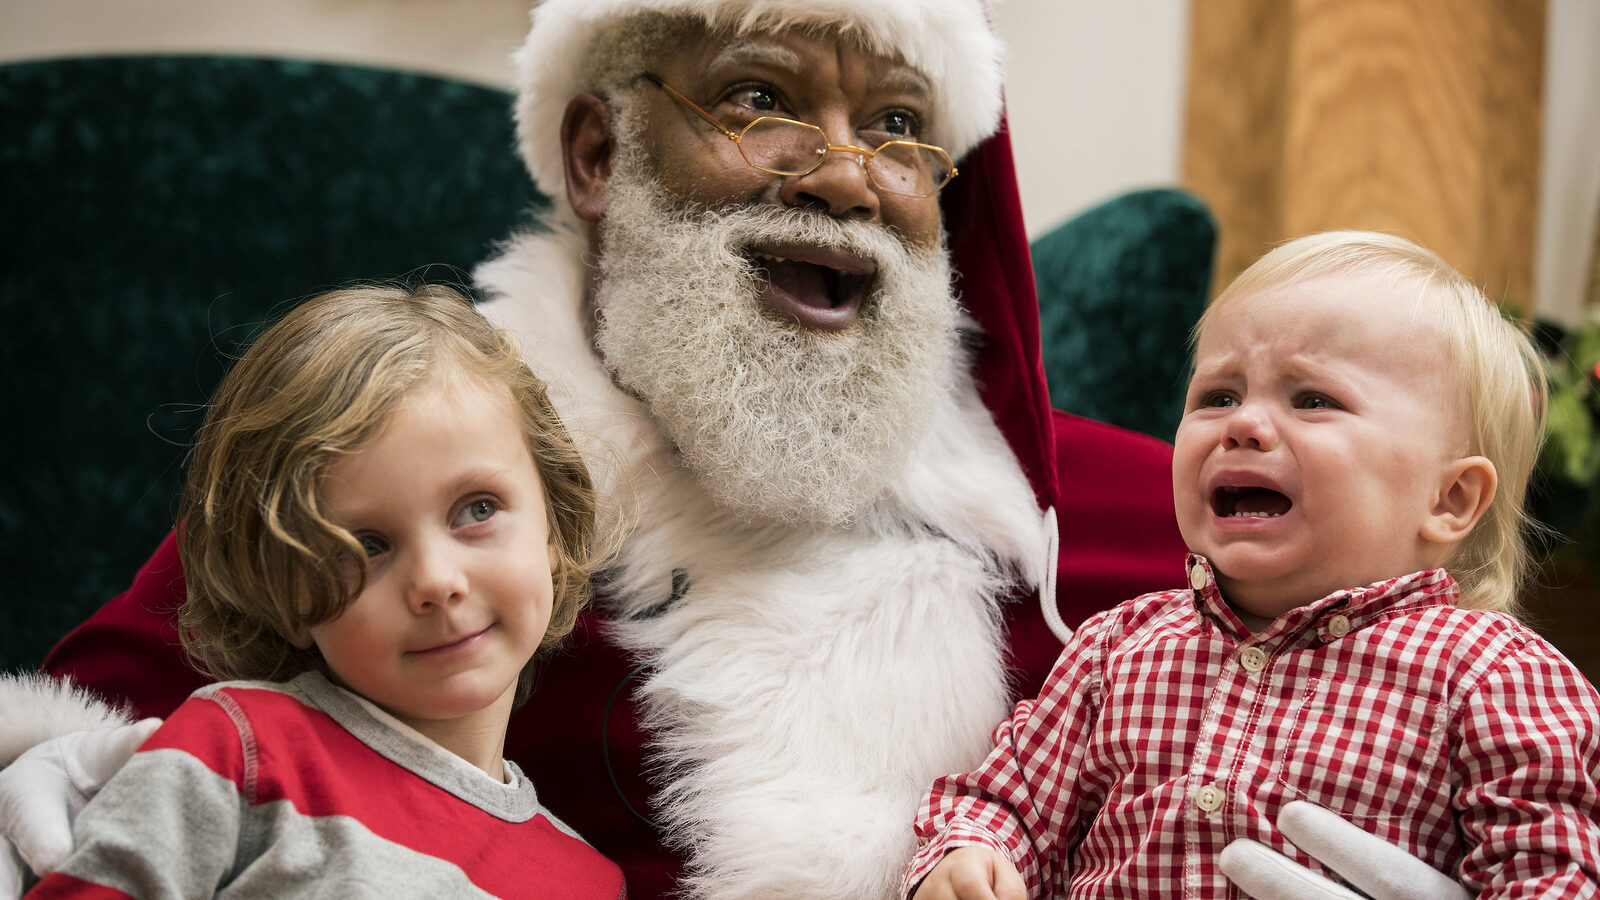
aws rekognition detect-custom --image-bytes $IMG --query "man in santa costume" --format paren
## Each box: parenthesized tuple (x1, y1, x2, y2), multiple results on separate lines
(0, 1, 1473, 898)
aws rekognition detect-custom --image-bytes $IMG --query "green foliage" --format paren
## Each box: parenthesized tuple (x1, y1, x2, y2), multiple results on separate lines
(1534, 309, 1600, 556)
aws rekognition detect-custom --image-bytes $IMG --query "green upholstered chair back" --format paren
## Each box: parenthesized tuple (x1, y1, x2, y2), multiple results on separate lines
(0, 56, 544, 671)
(1032, 188, 1216, 443)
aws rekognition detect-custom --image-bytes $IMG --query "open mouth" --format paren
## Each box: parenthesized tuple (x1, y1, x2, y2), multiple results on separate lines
(1211, 485, 1293, 518)
(748, 244, 876, 331)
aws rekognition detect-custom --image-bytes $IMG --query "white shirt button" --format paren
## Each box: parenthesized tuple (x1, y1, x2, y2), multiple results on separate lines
(1327, 614, 1351, 638)
(1239, 647, 1268, 673)
(1189, 565, 1210, 591)
(1195, 784, 1224, 812)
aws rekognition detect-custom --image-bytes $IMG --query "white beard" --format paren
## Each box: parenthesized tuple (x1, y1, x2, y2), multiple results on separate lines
(592, 166, 959, 526)
(476, 221, 1048, 899)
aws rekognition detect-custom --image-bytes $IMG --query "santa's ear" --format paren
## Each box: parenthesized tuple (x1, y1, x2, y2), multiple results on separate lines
(1420, 456, 1497, 546)
(562, 92, 613, 222)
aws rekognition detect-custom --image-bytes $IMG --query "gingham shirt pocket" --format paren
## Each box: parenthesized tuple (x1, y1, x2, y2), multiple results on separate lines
(1271, 674, 1449, 823)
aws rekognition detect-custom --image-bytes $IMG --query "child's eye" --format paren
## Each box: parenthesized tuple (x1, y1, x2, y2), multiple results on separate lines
(455, 498, 498, 527)
(1202, 392, 1239, 409)
(1297, 394, 1338, 410)
(357, 534, 389, 558)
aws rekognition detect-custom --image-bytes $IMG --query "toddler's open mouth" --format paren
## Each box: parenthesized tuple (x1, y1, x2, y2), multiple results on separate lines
(1212, 485, 1292, 518)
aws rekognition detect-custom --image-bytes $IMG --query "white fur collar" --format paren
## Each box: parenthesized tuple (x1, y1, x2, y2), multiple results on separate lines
(476, 228, 1045, 899)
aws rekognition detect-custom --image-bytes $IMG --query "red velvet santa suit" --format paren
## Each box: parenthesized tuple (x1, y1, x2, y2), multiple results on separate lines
(40, 5, 1185, 896)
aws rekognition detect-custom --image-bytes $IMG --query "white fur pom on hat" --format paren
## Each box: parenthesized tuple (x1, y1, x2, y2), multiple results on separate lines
(512, 0, 1006, 201)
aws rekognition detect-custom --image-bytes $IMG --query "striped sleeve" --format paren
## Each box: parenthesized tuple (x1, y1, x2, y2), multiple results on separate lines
(27, 696, 247, 899)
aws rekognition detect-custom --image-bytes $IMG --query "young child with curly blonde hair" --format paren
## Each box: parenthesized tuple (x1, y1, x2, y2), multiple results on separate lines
(28, 284, 625, 899)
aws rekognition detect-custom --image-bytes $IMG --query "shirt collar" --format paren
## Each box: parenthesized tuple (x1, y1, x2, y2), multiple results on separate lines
(1182, 553, 1460, 641)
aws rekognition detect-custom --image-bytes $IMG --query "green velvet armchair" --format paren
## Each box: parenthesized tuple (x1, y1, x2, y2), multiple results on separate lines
(0, 56, 1214, 672)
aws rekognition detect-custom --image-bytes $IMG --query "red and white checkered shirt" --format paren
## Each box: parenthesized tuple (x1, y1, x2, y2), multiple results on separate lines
(904, 556, 1600, 898)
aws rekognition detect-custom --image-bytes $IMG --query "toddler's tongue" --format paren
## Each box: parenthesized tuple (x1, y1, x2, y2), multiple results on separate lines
(1220, 486, 1292, 518)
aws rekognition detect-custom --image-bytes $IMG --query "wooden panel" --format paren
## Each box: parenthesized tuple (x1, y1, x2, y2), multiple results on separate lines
(1480, 0, 1545, 306)
(1183, 0, 1545, 310)
(1181, 0, 1292, 296)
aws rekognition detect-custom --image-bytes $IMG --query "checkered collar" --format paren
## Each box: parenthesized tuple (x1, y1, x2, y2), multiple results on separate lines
(1183, 553, 1460, 641)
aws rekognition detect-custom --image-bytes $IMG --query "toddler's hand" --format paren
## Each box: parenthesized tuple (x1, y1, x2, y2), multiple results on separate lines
(912, 846, 1027, 900)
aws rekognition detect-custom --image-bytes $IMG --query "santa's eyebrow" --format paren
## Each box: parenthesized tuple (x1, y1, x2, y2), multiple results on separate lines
(703, 42, 932, 101)
(705, 40, 804, 74)
(870, 66, 932, 100)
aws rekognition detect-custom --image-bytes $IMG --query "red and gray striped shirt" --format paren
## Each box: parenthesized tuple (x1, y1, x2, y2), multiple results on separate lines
(28, 672, 626, 899)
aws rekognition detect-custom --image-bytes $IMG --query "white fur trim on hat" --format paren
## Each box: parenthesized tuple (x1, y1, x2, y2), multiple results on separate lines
(513, 0, 1005, 201)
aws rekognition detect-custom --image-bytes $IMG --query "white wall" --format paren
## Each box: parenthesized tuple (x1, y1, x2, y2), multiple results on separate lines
(1, 0, 1593, 322)
(992, 1, 1190, 238)
(1538, 0, 1600, 325)
(0, 0, 530, 88)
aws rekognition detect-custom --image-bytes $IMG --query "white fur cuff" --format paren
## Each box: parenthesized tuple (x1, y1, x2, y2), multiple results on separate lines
(0, 674, 133, 769)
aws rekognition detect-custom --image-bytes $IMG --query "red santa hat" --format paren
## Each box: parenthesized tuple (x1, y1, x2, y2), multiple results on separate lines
(511, 0, 1007, 202)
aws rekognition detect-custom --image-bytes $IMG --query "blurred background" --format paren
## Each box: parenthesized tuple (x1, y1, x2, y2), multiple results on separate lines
(2, 0, 1597, 675)
(4, 0, 1595, 321)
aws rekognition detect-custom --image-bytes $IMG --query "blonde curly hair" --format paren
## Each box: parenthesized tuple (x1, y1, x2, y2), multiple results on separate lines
(177, 283, 598, 706)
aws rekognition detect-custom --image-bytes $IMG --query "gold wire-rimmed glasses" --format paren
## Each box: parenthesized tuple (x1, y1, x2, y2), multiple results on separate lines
(637, 73, 957, 199)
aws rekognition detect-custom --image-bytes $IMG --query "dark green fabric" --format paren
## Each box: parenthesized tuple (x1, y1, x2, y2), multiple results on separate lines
(1032, 188, 1216, 443)
(0, 56, 543, 672)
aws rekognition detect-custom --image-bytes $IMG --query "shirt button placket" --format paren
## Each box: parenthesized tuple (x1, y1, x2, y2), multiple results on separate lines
(1239, 647, 1268, 674)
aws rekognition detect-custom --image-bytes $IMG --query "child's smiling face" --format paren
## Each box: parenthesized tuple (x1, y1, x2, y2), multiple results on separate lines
(1172, 271, 1478, 628)
(304, 372, 558, 762)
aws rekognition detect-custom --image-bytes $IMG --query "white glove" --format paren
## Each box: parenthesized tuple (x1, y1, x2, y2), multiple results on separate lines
(1220, 801, 1470, 900)
(1, 838, 23, 900)
(0, 718, 161, 892)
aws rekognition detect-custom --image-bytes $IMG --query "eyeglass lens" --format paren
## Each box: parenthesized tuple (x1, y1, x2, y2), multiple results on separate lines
(739, 119, 951, 197)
